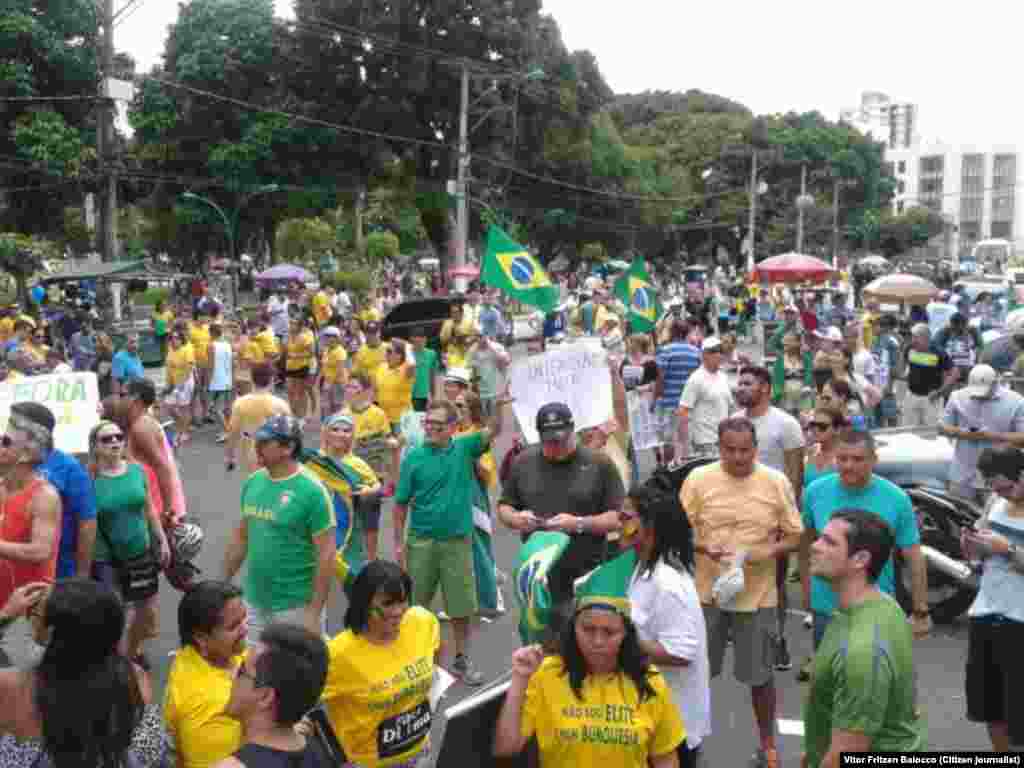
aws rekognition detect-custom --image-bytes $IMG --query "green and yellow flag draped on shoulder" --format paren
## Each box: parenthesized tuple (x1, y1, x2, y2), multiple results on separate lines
(481, 225, 559, 313)
(614, 256, 662, 332)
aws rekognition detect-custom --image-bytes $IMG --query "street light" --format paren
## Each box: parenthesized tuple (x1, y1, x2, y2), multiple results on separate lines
(181, 183, 281, 307)
(454, 65, 545, 291)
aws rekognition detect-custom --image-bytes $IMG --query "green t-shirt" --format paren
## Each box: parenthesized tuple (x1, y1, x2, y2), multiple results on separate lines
(94, 463, 150, 562)
(412, 347, 439, 399)
(395, 432, 486, 539)
(241, 467, 336, 613)
(804, 594, 926, 766)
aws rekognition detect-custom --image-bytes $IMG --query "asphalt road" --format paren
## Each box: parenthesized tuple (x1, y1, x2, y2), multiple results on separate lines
(147, 347, 993, 762)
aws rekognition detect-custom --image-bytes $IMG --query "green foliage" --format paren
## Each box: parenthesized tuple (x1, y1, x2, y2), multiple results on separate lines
(326, 270, 371, 301)
(133, 287, 171, 306)
(275, 217, 336, 265)
(365, 231, 400, 264)
(876, 207, 947, 257)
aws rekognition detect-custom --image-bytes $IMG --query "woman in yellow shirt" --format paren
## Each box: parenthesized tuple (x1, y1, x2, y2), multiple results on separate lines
(494, 572, 685, 768)
(188, 316, 212, 425)
(373, 339, 415, 427)
(285, 313, 318, 422)
(319, 326, 349, 418)
(233, 320, 264, 398)
(164, 328, 196, 447)
(152, 300, 175, 361)
(322, 561, 441, 768)
(164, 581, 248, 768)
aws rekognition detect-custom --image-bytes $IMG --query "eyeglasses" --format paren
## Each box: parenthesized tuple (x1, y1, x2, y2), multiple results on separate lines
(98, 433, 124, 445)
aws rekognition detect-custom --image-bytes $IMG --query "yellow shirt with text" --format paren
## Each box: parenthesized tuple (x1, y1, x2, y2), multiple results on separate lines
(352, 343, 386, 380)
(321, 345, 349, 385)
(166, 343, 195, 386)
(323, 606, 440, 768)
(680, 462, 803, 611)
(286, 329, 316, 371)
(522, 656, 685, 768)
(189, 322, 211, 368)
(163, 646, 244, 768)
(374, 364, 413, 424)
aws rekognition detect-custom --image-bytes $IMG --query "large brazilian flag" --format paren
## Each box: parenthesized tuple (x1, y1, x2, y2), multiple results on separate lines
(481, 225, 559, 313)
(613, 255, 662, 332)
(513, 531, 571, 644)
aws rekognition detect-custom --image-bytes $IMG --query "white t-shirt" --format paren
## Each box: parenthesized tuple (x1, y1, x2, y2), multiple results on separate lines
(739, 406, 805, 473)
(208, 340, 233, 391)
(679, 367, 734, 446)
(267, 296, 290, 336)
(629, 559, 712, 749)
(851, 348, 878, 385)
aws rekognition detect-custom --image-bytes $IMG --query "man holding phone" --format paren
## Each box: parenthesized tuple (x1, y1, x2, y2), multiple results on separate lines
(940, 364, 1024, 503)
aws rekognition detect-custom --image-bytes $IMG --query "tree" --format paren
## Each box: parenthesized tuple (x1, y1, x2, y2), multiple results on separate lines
(875, 207, 947, 258)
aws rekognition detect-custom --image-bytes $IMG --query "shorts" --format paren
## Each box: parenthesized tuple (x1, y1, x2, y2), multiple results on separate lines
(209, 389, 231, 408)
(677, 741, 702, 768)
(966, 616, 1024, 743)
(413, 398, 429, 413)
(322, 382, 345, 402)
(357, 494, 382, 532)
(165, 375, 196, 407)
(406, 532, 478, 619)
(479, 397, 497, 421)
(656, 406, 680, 444)
(245, 600, 327, 640)
(703, 605, 776, 687)
(286, 366, 311, 379)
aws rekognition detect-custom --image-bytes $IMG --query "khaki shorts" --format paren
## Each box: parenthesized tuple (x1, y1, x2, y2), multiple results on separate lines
(703, 605, 776, 687)
(656, 406, 680, 444)
(406, 532, 478, 619)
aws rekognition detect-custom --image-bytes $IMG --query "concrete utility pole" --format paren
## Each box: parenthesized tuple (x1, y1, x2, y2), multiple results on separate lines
(832, 177, 841, 269)
(454, 62, 470, 293)
(796, 163, 808, 253)
(746, 150, 758, 273)
(98, 0, 118, 262)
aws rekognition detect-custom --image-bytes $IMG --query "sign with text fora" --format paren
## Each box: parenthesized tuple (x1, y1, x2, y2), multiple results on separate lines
(509, 342, 613, 444)
(0, 373, 100, 454)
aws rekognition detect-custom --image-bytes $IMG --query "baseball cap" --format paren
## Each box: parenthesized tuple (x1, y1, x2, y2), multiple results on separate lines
(322, 326, 341, 338)
(253, 414, 303, 443)
(536, 402, 574, 441)
(324, 413, 354, 430)
(966, 365, 998, 398)
(702, 336, 723, 352)
(911, 323, 931, 338)
(444, 368, 471, 386)
(816, 326, 843, 343)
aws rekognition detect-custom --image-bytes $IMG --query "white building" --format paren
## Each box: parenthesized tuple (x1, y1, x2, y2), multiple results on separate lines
(886, 141, 1021, 260)
(840, 91, 918, 150)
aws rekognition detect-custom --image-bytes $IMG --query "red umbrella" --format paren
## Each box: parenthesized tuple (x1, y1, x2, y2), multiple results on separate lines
(752, 252, 834, 284)
(448, 264, 480, 279)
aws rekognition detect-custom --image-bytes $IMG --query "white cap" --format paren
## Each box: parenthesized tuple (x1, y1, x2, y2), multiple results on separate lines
(966, 364, 998, 398)
(815, 326, 843, 343)
(444, 367, 472, 386)
(321, 326, 341, 338)
(702, 336, 723, 352)
(911, 323, 931, 338)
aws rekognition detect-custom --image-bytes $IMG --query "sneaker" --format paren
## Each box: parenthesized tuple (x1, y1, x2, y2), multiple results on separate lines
(752, 747, 779, 768)
(774, 636, 792, 671)
(451, 653, 484, 687)
(215, 433, 227, 444)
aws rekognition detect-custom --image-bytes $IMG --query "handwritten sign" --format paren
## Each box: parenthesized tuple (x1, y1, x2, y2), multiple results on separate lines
(627, 390, 664, 451)
(509, 341, 612, 444)
(0, 372, 100, 454)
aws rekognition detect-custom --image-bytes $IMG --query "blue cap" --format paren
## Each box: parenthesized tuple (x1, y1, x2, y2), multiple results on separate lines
(252, 414, 303, 443)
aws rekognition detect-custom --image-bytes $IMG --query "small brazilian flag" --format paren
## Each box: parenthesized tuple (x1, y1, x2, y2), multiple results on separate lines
(514, 531, 571, 644)
(614, 256, 661, 332)
(481, 225, 559, 313)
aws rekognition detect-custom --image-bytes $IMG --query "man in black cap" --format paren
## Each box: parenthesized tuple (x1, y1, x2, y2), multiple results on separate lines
(935, 311, 983, 385)
(0, 402, 62, 665)
(498, 402, 625, 610)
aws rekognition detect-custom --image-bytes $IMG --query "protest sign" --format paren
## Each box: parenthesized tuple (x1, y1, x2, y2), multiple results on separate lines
(508, 341, 612, 444)
(627, 389, 664, 451)
(0, 372, 100, 454)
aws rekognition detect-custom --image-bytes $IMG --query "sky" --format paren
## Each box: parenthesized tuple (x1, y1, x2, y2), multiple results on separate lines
(116, 0, 1019, 148)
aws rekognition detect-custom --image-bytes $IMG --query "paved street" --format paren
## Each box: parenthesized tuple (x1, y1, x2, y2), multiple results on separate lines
(145, 343, 991, 761)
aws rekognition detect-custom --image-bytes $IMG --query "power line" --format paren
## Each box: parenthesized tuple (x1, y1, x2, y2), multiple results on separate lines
(114, 0, 150, 28)
(0, 94, 101, 102)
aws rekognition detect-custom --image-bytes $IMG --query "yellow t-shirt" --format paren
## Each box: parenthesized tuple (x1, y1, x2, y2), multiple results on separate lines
(321, 345, 349, 385)
(228, 391, 291, 472)
(680, 462, 803, 611)
(166, 343, 196, 386)
(352, 343, 386, 380)
(358, 307, 382, 324)
(163, 646, 244, 768)
(0, 316, 14, 343)
(323, 607, 440, 768)
(374, 364, 413, 424)
(457, 426, 496, 489)
(522, 656, 685, 768)
(189, 322, 211, 368)
(286, 329, 316, 371)
(253, 328, 279, 359)
(343, 403, 392, 444)
(239, 337, 265, 367)
(312, 291, 332, 327)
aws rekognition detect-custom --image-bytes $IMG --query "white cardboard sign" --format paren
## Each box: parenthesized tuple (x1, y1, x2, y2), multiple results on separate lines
(0, 372, 100, 454)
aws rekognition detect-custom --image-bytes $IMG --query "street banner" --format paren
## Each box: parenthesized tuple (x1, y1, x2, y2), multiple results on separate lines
(0, 372, 99, 454)
(627, 390, 664, 451)
(508, 341, 612, 444)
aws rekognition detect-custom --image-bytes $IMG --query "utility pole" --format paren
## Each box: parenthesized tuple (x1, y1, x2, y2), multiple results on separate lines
(454, 62, 470, 293)
(98, 0, 118, 262)
(832, 177, 841, 269)
(746, 150, 758, 273)
(796, 163, 808, 253)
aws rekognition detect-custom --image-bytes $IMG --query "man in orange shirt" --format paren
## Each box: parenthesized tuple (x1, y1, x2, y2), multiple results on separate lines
(680, 416, 803, 768)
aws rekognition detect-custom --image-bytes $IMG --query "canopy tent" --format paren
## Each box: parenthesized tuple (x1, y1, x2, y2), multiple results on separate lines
(41, 259, 187, 285)
(752, 252, 834, 284)
(862, 273, 939, 306)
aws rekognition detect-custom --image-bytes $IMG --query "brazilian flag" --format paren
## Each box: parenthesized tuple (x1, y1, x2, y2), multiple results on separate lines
(481, 225, 559, 313)
(573, 548, 638, 616)
(299, 450, 366, 591)
(513, 531, 571, 644)
(614, 256, 661, 332)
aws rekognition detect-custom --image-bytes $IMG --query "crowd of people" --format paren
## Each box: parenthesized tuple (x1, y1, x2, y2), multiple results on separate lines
(0, 264, 1021, 768)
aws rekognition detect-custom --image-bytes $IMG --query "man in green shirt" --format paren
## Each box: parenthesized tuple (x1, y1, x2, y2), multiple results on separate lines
(804, 510, 926, 768)
(394, 396, 508, 686)
(223, 414, 336, 638)
(410, 327, 438, 411)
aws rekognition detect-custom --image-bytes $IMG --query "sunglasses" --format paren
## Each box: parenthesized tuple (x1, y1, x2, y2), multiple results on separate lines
(0, 434, 15, 447)
(98, 433, 124, 445)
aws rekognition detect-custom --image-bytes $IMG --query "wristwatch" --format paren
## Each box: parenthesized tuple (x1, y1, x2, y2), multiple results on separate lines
(575, 517, 585, 535)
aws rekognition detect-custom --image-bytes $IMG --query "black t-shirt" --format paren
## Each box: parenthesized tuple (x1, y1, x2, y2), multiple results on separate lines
(500, 446, 625, 582)
(905, 345, 952, 396)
